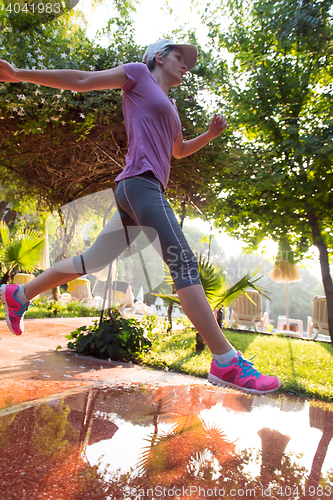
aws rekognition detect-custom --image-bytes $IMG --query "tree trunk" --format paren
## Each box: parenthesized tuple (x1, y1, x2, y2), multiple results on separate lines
(216, 308, 223, 328)
(195, 332, 206, 352)
(52, 287, 60, 302)
(167, 302, 173, 334)
(0, 271, 13, 285)
(3, 210, 17, 226)
(307, 211, 333, 345)
(55, 206, 78, 261)
(0, 201, 8, 218)
(180, 198, 187, 228)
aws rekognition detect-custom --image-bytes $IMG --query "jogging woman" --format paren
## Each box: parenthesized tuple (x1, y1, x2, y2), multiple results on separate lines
(0, 39, 280, 395)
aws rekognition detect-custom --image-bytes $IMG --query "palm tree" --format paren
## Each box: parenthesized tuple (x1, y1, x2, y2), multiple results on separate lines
(0, 221, 45, 285)
(196, 254, 267, 311)
(155, 253, 268, 350)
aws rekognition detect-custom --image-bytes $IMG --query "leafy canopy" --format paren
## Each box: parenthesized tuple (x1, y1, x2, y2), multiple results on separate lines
(0, 11, 232, 218)
(203, 0, 333, 260)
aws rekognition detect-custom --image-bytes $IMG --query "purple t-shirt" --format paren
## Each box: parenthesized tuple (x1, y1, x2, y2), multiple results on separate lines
(114, 62, 182, 190)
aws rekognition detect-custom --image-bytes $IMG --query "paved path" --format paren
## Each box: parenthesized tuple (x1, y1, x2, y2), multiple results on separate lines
(0, 317, 206, 409)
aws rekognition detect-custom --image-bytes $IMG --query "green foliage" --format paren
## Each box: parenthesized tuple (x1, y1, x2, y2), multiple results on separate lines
(31, 296, 98, 318)
(138, 313, 163, 336)
(66, 310, 152, 361)
(0, 220, 45, 282)
(202, 0, 333, 341)
(204, 0, 333, 259)
(0, 10, 233, 213)
(0, 11, 138, 206)
(198, 253, 268, 310)
(0, 399, 77, 458)
(0, 295, 100, 319)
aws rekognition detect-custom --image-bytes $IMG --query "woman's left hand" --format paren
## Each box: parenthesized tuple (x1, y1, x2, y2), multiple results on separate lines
(209, 114, 228, 138)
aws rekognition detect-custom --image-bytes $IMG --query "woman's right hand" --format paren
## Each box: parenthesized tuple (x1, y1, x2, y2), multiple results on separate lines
(0, 60, 18, 82)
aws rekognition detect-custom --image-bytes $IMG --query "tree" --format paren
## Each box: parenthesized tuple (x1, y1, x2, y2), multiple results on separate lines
(203, 0, 333, 343)
(0, 10, 133, 208)
(0, 10, 231, 218)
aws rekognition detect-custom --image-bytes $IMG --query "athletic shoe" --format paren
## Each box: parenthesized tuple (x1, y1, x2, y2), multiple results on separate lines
(0, 284, 31, 336)
(208, 351, 281, 395)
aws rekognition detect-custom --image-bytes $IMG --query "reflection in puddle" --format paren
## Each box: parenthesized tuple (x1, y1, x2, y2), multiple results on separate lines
(0, 385, 332, 499)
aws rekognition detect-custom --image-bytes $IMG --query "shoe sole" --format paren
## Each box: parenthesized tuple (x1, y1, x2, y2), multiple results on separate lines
(208, 373, 281, 395)
(0, 285, 23, 336)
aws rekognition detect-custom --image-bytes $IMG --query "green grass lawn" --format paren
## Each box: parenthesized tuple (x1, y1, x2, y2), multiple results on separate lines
(138, 328, 333, 401)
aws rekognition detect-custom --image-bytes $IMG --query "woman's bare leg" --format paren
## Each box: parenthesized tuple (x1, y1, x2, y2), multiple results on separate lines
(23, 258, 81, 301)
(177, 284, 233, 355)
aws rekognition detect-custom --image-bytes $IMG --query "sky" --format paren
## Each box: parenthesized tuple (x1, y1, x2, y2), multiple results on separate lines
(74, 0, 323, 279)
(79, 0, 212, 47)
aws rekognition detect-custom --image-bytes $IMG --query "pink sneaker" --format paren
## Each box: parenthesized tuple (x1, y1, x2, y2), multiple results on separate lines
(208, 351, 281, 395)
(0, 284, 31, 336)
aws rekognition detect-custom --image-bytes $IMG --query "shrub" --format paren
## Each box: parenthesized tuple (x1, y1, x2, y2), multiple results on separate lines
(25, 297, 99, 318)
(65, 309, 152, 361)
(138, 313, 168, 335)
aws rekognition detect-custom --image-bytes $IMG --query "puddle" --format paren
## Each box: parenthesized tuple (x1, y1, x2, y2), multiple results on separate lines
(0, 385, 332, 500)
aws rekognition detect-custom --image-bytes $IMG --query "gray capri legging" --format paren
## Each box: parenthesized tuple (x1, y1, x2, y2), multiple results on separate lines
(73, 172, 201, 290)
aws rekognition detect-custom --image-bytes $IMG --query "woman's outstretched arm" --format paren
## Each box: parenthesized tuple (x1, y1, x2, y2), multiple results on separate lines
(172, 113, 228, 159)
(0, 59, 127, 91)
